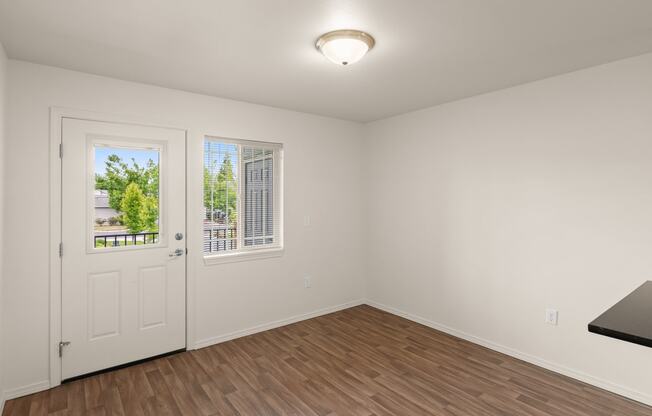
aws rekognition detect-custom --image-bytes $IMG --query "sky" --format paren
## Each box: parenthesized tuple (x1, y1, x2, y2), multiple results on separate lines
(204, 141, 238, 176)
(95, 146, 160, 175)
(95, 142, 239, 176)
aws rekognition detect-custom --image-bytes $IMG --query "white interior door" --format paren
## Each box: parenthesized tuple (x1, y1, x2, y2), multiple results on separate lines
(61, 118, 186, 380)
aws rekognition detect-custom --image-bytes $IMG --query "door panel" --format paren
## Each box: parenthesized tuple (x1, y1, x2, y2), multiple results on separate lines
(139, 265, 168, 330)
(61, 118, 186, 380)
(87, 271, 121, 340)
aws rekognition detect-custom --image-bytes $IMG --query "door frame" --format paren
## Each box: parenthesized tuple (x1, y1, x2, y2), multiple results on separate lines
(49, 107, 190, 387)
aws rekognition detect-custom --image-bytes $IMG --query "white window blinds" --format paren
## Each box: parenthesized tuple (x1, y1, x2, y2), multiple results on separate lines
(203, 137, 282, 256)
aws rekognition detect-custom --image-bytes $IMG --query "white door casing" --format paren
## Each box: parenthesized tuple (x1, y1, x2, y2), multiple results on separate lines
(60, 118, 186, 380)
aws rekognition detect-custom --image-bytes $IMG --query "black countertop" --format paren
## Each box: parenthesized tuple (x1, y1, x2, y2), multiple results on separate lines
(588, 281, 652, 348)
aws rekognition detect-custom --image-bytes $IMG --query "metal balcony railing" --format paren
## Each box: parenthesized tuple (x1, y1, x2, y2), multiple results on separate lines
(204, 227, 237, 252)
(94, 232, 159, 248)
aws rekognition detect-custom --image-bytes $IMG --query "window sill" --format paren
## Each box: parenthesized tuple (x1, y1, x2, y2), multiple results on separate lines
(203, 247, 284, 266)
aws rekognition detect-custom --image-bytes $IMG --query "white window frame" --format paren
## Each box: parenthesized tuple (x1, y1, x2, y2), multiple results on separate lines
(203, 136, 284, 265)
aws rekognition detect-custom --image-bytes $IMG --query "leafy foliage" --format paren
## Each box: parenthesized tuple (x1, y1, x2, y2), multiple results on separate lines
(95, 155, 159, 211)
(204, 152, 237, 225)
(121, 183, 146, 233)
(141, 196, 159, 232)
(96, 154, 159, 233)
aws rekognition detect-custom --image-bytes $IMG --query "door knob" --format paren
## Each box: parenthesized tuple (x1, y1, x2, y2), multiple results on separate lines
(169, 248, 184, 257)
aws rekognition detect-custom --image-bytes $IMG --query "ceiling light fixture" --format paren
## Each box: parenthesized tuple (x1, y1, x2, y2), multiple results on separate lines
(316, 29, 375, 66)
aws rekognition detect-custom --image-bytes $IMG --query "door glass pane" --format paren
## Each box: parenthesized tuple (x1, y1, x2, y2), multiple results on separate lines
(93, 145, 160, 249)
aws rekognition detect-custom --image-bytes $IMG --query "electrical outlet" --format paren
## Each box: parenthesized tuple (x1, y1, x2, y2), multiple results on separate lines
(545, 308, 558, 325)
(304, 275, 312, 288)
(303, 215, 311, 227)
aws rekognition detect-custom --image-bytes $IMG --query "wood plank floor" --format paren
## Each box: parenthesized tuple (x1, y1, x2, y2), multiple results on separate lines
(4, 305, 651, 415)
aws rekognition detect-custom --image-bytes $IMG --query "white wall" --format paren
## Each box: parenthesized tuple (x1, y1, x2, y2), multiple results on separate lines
(4, 51, 652, 406)
(0, 41, 7, 409)
(364, 52, 652, 404)
(3, 60, 365, 394)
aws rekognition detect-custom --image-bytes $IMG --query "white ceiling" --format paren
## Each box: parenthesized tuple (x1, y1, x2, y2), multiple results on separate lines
(1, 1, 652, 122)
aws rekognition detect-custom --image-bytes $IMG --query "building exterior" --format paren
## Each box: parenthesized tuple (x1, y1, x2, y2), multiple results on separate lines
(94, 190, 120, 221)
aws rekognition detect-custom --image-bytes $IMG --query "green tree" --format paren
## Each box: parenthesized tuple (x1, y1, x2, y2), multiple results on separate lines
(141, 196, 159, 232)
(204, 152, 237, 225)
(203, 166, 214, 211)
(95, 156, 158, 211)
(121, 183, 146, 234)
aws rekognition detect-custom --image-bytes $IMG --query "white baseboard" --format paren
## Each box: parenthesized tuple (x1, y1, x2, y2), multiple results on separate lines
(366, 299, 652, 407)
(3, 380, 51, 402)
(4, 300, 649, 409)
(3, 300, 364, 403)
(191, 299, 365, 350)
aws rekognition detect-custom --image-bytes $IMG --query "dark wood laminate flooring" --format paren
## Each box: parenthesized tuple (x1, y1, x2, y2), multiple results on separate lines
(4, 305, 651, 415)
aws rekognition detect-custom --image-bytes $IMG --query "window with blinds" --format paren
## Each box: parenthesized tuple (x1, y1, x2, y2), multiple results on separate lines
(203, 137, 282, 257)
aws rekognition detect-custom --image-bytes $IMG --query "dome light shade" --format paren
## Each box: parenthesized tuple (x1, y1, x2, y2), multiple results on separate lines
(316, 30, 375, 66)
